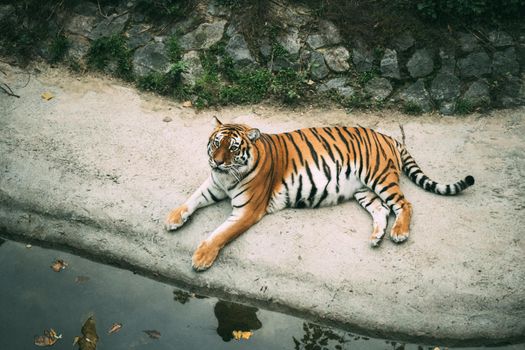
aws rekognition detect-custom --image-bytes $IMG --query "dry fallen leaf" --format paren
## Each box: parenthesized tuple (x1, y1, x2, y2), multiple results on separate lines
(143, 330, 161, 339)
(34, 328, 62, 347)
(182, 100, 192, 108)
(75, 316, 98, 350)
(41, 92, 54, 101)
(108, 323, 122, 335)
(35, 335, 56, 347)
(51, 259, 68, 272)
(232, 330, 252, 340)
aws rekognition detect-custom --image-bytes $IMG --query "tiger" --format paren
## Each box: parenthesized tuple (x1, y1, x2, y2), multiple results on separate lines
(165, 117, 475, 271)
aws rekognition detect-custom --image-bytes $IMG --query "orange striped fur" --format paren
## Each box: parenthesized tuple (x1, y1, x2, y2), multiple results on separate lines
(166, 118, 475, 271)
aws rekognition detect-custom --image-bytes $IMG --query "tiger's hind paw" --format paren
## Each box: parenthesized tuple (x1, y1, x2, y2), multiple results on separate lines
(369, 224, 386, 247)
(165, 205, 190, 231)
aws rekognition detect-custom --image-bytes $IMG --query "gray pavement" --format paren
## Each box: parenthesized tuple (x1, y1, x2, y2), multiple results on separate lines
(1, 63, 524, 345)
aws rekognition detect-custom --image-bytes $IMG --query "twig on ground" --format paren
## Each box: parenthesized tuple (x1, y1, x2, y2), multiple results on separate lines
(21, 71, 31, 88)
(138, 25, 152, 34)
(115, 10, 129, 19)
(97, 0, 110, 19)
(157, 22, 171, 35)
(399, 124, 406, 145)
(0, 82, 20, 98)
(268, 0, 286, 9)
(47, 0, 64, 20)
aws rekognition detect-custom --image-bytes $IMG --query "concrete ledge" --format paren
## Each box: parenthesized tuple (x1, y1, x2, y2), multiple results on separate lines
(1, 63, 524, 345)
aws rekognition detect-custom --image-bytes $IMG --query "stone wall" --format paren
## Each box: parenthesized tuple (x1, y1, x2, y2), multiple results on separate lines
(7, 0, 523, 114)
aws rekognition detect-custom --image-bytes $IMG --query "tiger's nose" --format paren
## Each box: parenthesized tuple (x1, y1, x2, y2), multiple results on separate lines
(215, 159, 224, 166)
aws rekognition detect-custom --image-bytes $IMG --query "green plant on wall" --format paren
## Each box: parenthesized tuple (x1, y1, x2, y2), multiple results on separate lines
(0, 17, 37, 60)
(403, 101, 423, 115)
(455, 98, 474, 115)
(398, 0, 525, 22)
(357, 68, 380, 85)
(190, 47, 224, 108)
(137, 61, 187, 95)
(220, 68, 272, 104)
(336, 90, 371, 111)
(270, 68, 307, 104)
(49, 34, 69, 63)
(192, 74, 223, 108)
(190, 43, 272, 106)
(271, 42, 289, 59)
(137, 72, 168, 93)
(0, 0, 67, 62)
(167, 35, 182, 62)
(135, 0, 193, 19)
(87, 35, 132, 80)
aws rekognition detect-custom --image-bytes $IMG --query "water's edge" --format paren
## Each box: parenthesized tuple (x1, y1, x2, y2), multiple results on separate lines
(1, 206, 523, 347)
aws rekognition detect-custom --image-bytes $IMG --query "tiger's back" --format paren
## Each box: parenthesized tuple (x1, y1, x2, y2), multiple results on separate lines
(267, 126, 403, 212)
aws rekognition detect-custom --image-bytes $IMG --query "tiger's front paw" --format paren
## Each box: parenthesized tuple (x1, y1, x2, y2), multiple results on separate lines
(390, 223, 409, 243)
(192, 240, 220, 272)
(165, 205, 190, 231)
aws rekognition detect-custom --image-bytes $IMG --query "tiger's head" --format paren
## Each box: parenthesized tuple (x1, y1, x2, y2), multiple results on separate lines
(207, 117, 261, 175)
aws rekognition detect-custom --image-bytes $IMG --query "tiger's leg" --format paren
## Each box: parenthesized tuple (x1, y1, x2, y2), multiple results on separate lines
(192, 207, 264, 271)
(354, 189, 391, 247)
(373, 173, 413, 243)
(165, 175, 226, 231)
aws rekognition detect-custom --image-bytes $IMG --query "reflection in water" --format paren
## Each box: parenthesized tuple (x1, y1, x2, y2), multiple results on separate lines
(293, 322, 350, 350)
(214, 300, 262, 342)
(173, 289, 192, 304)
(292, 323, 410, 350)
(1, 239, 520, 350)
(173, 288, 208, 304)
(171, 289, 262, 343)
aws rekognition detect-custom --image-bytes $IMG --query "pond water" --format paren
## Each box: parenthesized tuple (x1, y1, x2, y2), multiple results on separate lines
(0, 237, 521, 350)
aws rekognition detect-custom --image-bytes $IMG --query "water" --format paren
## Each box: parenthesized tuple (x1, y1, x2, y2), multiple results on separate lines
(0, 238, 522, 350)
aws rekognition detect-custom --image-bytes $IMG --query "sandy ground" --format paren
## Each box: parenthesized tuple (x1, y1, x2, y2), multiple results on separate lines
(0, 62, 524, 345)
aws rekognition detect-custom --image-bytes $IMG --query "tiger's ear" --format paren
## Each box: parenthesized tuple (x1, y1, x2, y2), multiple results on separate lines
(213, 116, 223, 128)
(247, 128, 261, 142)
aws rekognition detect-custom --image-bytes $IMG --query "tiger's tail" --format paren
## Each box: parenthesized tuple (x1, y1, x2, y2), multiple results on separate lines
(397, 143, 475, 195)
